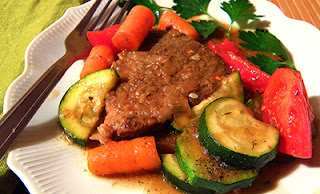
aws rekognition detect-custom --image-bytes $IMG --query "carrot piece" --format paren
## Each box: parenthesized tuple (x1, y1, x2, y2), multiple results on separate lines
(158, 10, 199, 40)
(87, 136, 161, 175)
(80, 45, 115, 79)
(112, 5, 155, 51)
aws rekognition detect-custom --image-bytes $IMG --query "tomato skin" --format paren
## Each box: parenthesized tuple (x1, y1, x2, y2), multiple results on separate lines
(209, 39, 270, 94)
(86, 24, 121, 54)
(262, 68, 313, 158)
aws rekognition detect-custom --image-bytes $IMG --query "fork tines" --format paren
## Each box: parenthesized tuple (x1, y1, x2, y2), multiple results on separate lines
(80, 0, 131, 36)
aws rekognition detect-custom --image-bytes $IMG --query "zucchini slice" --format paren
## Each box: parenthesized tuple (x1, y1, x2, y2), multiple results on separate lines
(161, 154, 212, 194)
(171, 106, 192, 133)
(175, 127, 258, 193)
(191, 72, 244, 117)
(199, 97, 279, 169)
(58, 69, 119, 147)
(246, 96, 263, 121)
(172, 72, 244, 131)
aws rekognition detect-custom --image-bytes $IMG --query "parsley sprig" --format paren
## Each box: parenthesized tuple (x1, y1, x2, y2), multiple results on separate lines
(221, 0, 263, 36)
(239, 30, 296, 74)
(172, 0, 211, 19)
(173, 0, 262, 39)
(172, 0, 223, 38)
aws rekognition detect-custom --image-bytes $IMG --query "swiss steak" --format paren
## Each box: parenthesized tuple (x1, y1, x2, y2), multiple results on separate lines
(94, 30, 230, 143)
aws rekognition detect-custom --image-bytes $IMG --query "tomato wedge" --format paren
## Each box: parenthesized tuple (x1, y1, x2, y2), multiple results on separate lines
(262, 68, 313, 158)
(209, 39, 270, 94)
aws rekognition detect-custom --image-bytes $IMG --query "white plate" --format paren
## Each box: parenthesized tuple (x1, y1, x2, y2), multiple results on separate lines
(5, 0, 320, 193)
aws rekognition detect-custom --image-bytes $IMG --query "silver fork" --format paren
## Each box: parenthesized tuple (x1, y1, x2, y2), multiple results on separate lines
(0, 0, 131, 160)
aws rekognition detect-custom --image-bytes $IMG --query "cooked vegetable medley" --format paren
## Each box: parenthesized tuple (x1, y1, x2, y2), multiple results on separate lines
(58, 0, 314, 193)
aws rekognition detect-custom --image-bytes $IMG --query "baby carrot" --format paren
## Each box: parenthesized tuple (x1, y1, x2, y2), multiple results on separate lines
(112, 5, 155, 51)
(159, 10, 199, 40)
(80, 45, 115, 79)
(87, 136, 162, 175)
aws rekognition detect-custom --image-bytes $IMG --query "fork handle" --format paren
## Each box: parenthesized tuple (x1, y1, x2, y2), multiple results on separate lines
(0, 54, 70, 160)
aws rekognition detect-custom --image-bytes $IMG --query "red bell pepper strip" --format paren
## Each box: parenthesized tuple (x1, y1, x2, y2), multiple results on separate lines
(209, 38, 247, 59)
(208, 39, 270, 94)
(262, 68, 313, 158)
(86, 24, 121, 55)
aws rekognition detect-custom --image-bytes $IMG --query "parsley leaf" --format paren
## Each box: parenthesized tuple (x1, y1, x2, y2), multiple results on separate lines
(172, 0, 211, 19)
(221, 0, 262, 23)
(248, 55, 288, 75)
(173, 0, 263, 40)
(239, 30, 296, 71)
(221, 0, 263, 37)
(191, 20, 219, 39)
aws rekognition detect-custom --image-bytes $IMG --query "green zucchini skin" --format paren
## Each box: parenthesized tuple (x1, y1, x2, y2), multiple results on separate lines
(245, 96, 263, 121)
(58, 69, 119, 147)
(161, 154, 213, 194)
(175, 124, 258, 193)
(171, 112, 191, 133)
(172, 72, 244, 132)
(198, 97, 279, 169)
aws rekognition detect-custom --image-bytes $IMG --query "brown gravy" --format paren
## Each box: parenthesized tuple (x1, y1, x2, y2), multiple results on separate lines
(75, 28, 304, 193)
(100, 170, 184, 193)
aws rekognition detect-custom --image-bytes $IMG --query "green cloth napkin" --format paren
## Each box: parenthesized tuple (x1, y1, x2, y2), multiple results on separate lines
(0, 0, 86, 193)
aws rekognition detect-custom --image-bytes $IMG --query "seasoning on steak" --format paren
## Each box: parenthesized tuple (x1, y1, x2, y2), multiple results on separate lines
(93, 30, 231, 143)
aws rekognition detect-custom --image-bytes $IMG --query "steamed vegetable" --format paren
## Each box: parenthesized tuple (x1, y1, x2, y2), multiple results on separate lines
(161, 154, 213, 194)
(175, 128, 258, 193)
(86, 24, 121, 54)
(159, 10, 199, 40)
(80, 45, 115, 79)
(87, 136, 161, 175)
(209, 39, 270, 94)
(246, 96, 263, 121)
(61, 1, 314, 193)
(198, 97, 279, 169)
(172, 72, 244, 131)
(112, 5, 156, 51)
(192, 72, 244, 116)
(59, 69, 119, 146)
(119, 0, 164, 24)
